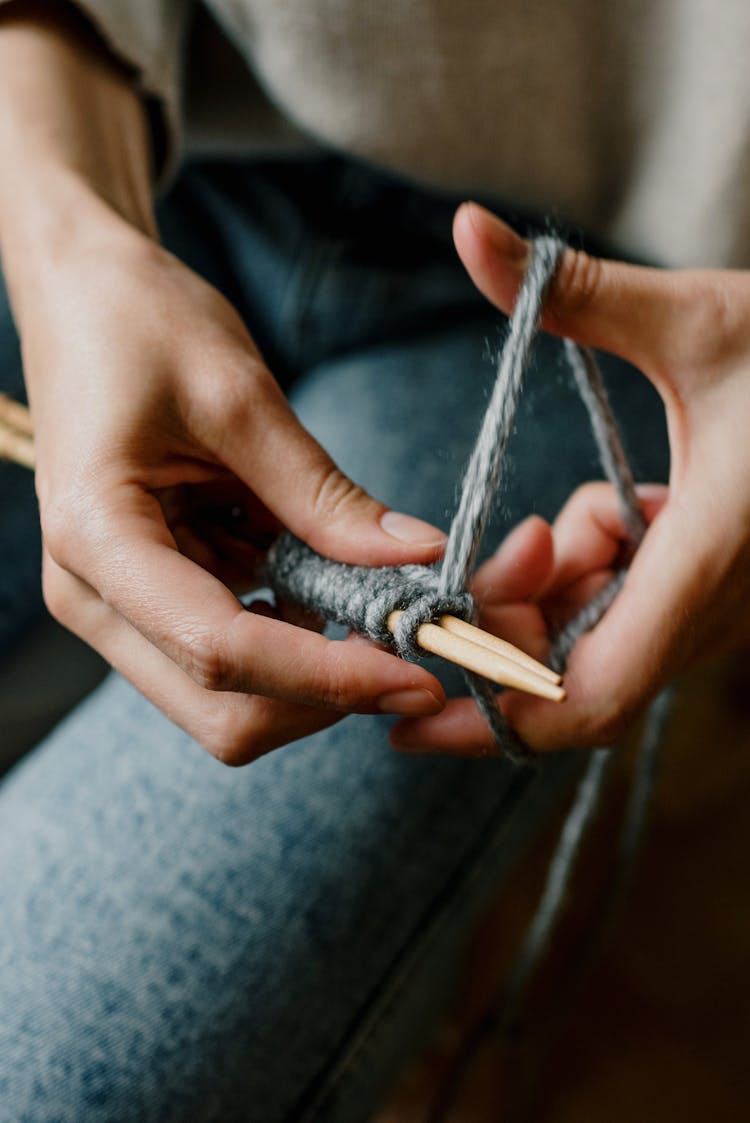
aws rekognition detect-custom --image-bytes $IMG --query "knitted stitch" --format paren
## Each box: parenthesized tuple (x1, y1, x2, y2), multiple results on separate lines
(268, 535, 473, 663)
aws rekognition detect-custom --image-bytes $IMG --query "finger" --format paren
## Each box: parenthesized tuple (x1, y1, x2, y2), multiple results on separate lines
(396, 493, 714, 754)
(46, 487, 447, 715)
(175, 522, 268, 594)
(42, 554, 343, 765)
(452, 202, 750, 396)
(542, 570, 616, 634)
(503, 500, 711, 750)
(195, 362, 447, 566)
(391, 697, 497, 758)
(546, 482, 668, 595)
(470, 515, 554, 604)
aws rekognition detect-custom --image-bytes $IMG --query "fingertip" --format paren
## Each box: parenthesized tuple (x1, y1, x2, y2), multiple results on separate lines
(379, 510, 447, 550)
(452, 200, 473, 245)
(454, 202, 529, 263)
(390, 698, 495, 756)
(498, 690, 575, 752)
(635, 483, 670, 523)
(452, 204, 530, 315)
(473, 514, 554, 602)
(305, 508, 447, 570)
(389, 714, 441, 752)
(506, 513, 554, 578)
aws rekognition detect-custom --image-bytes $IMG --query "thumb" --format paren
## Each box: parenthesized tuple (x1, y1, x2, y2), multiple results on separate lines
(216, 370, 446, 566)
(452, 201, 724, 401)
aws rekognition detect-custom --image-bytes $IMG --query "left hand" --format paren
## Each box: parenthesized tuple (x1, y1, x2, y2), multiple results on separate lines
(391, 203, 750, 754)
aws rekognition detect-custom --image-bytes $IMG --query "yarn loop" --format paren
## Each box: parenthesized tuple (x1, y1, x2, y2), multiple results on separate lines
(268, 534, 474, 663)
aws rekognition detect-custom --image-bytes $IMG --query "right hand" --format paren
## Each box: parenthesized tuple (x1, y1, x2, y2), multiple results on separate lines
(19, 213, 449, 764)
(0, 6, 446, 765)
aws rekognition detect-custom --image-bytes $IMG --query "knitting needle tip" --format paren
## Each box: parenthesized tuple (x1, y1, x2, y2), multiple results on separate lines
(387, 610, 565, 703)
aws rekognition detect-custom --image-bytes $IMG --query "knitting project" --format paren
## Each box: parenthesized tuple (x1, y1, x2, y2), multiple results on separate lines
(267, 235, 647, 762)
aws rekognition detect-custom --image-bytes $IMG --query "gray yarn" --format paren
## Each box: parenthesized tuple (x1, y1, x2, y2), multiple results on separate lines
(267, 234, 646, 761)
(496, 688, 673, 1046)
(563, 339, 647, 544)
(500, 748, 613, 1026)
(611, 686, 672, 896)
(438, 236, 565, 595)
(549, 569, 627, 673)
(268, 533, 473, 662)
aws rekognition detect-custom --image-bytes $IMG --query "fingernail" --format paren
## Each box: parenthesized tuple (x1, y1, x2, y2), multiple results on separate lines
(635, 484, 669, 500)
(377, 689, 444, 716)
(466, 202, 530, 263)
(380, 511, 447, 547)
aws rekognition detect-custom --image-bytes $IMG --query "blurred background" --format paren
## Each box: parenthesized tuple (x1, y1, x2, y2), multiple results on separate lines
(374, 654, 750, 1122)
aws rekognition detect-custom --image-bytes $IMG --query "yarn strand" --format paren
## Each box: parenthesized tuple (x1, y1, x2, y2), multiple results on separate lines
(564, 339, 647, 544)
(438, 237, 565, 596)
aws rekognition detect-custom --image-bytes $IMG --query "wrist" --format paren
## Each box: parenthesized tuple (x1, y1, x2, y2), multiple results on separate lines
(1, 163, 158, 335)
(0, 2, 158, 320)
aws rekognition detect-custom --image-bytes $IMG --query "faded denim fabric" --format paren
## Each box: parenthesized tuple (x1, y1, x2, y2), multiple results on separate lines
(0, 155, 668, 1122)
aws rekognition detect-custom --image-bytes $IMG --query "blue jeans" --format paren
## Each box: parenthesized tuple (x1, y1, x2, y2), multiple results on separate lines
(0, 155, 668, 1122)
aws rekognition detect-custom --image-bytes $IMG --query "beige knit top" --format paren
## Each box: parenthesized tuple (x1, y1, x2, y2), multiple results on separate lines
(4, 0, 750, 267)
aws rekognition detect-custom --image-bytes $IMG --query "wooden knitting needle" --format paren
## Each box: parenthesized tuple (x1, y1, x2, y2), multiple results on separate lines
(437, 614, 562, 685)
(0, 395, 35, 468)
(0, 423, 34, 469)
(387, 610, 565, 702)
(0, 393, 34, 436)
(0, 398, 565, 702)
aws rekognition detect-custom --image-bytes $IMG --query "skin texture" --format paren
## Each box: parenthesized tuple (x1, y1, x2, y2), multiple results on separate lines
(1, 9, 749, 763)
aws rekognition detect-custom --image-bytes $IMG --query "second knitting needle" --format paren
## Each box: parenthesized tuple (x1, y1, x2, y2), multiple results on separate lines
(387, 610, 565, 702)
(437, 614, 562, 685)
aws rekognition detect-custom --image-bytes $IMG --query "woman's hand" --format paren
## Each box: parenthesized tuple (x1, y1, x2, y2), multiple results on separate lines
(391, 203, 750, 755)
(14, 208, 450, 763)
(21, 215, 451, 764)
(0, 6, 447, 765)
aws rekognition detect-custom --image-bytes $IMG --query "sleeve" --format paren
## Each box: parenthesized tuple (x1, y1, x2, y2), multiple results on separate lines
(0, 0, 193, 184)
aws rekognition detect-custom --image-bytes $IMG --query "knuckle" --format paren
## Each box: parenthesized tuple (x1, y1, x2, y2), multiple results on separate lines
(317, 642, 360, 710)
(310, 462, 367, 528)
(191, 360, 271, 446)
(41, 557, 72, 625)
(314, 642, 372, 709)
(550, 248, 603, 322)
(575, 480, 611, 504)
(222, 368, 268, 431)
(40, 500, 77, 568)
(40, 488, 104, 572)
(578, 696, 633, 748)
(199, 711, 269, 767)
(179, 628, 235, 692)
